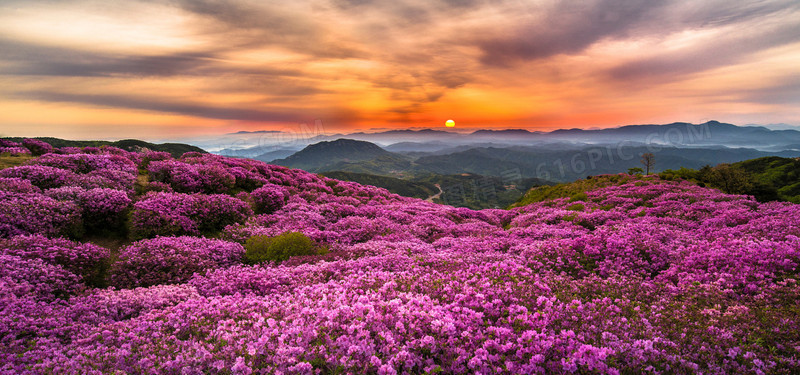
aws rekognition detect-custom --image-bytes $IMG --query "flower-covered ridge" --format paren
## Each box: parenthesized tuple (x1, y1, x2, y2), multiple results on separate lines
(0, 144, 799, 374)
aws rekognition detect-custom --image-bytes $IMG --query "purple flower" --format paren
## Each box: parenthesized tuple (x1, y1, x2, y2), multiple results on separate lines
(1, 235, 110, 285)
(0, 190, 82, 238)
(21, 138, 54, 156)
(250, 183, 288, 213)
(0, 165, 79, 189)
(130, 192, 252, 238)
(110, 236, 245, 288)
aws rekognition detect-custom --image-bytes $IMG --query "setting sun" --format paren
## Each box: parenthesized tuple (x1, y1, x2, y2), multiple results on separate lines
(445, 119, 455, 128)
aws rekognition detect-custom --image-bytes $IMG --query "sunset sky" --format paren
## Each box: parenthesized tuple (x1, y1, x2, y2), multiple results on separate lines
(1, 0, 799, 140)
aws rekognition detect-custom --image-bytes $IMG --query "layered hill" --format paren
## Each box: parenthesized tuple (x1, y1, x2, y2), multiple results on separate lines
(271, 138, 409, 173)
(272, 137, 798, 183)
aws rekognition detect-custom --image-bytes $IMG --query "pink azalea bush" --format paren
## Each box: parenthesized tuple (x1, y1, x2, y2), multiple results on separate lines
(29, 152, 137, 175)
(110, 236, 245, 288)
(0, 146, 31, 156)
(44, 186, 132, 231)
(27, 153, 138, 191)
(0, 190, 83, 238)
(1, 235, 110, 286)
(0, 254, 83, 301)
(148, 156, 255, 194)
(2, 142, 800, 374)
(0, 177, 41, 193)
(250, 183, 289, 213)
(129, 192, 253, 238)
(21, 138, 54, 156)
(0, 165, 79, 189)
(0, 139, 22, 148)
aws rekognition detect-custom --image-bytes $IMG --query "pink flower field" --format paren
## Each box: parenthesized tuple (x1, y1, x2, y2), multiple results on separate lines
(1, 140, 799, 374)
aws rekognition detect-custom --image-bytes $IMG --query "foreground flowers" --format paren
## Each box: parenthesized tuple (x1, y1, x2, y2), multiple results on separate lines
(1, 143, 799, 374)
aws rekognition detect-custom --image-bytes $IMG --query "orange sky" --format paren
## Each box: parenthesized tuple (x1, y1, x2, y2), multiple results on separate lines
(1, 0, 799, 140)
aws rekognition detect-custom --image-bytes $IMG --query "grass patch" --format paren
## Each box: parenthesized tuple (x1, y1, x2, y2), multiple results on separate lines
(0, 155, 34, 170)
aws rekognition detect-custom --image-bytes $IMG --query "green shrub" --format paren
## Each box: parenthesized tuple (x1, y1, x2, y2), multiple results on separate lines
(244, 232, 321, 264)
(566, 203, 585, 211)
(568, 192, 588, 202)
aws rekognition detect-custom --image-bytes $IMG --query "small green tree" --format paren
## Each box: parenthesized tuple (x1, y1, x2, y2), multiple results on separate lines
(627, 167, 644, 175)
(708, 164, 753, 195)
(244, 232, 321, 264)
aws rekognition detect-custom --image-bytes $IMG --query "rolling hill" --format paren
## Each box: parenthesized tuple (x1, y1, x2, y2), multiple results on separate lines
(271, 139, 408, 172)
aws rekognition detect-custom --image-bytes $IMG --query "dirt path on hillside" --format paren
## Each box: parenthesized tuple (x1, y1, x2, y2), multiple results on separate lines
(425, 184, 443, 202)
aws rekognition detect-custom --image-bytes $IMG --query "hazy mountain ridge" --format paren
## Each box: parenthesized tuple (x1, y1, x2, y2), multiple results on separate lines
(211, 121, 800, 157)
(273, 136, 799, 183)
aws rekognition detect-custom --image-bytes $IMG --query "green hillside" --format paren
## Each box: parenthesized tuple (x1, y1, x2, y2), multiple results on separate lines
(660, 156, 800, 203)
(413, 173, 552, 209)
(320, 171, 437, 199)
(319, 170, 550, 209)
(511, 174, 647, 207)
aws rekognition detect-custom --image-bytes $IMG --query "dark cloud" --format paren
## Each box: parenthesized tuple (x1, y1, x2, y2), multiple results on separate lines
(12, 90, 303, 122)
(0, 38, 302, 79)
(476, 0, 659, 66)
(474, 0, 800, 66)
(607, 21, 800, 83)
(155, 0, 366, 59)
(428, 68, 470, 89)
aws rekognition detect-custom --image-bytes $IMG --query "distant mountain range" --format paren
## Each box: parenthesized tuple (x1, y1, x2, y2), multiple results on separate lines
(209, 121, 800, 157)
(269, 137, 799, 183)
(206, 121, 800, 208)
(303, 121, 800, 150)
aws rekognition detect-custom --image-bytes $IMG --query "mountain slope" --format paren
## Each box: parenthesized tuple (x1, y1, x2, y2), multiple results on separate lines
(272, 139, 406, 172)
(320, 171, 437, 199)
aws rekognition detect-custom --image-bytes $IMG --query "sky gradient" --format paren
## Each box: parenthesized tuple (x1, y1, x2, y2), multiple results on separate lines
(1, 0, 799, 140)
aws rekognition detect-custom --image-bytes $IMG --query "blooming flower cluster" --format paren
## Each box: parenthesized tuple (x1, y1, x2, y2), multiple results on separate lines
(1, 142, 799, 374)
(0, 190, 83, 238)
(45, 186, 132, 230)
(30, 152, 138, 175)
(110, 236, 245, 288)
(1, 234, 110, 285)
(27, 152, 138, 191)
(0, 177, 41, 193)
(130, 192, 253, 238)
(148, 154, 275, 193)
(250, 183, 289, 213)
(0, 146, 31, 156)
(0, 165, 79, 190)
(21, 138, 54, 156)
(0, 139, 22, 148)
